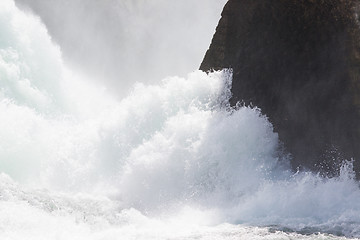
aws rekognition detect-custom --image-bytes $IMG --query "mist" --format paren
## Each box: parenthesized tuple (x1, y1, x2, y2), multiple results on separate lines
(14, 0, 227, 97)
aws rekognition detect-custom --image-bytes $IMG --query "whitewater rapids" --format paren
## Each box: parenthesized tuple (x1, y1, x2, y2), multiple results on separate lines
(1, 0, 360, 239)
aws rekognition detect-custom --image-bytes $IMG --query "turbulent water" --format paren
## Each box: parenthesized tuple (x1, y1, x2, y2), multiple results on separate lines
(1, 0, 360, 239)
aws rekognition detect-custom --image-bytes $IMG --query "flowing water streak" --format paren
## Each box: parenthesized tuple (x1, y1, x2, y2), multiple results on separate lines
(2, 0, 360, 239)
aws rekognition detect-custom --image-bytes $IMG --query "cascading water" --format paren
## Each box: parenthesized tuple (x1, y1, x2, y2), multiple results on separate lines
(1, 0, 360, 239)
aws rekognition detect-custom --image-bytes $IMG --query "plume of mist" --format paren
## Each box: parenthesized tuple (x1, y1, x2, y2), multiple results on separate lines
(14, 0, 226, 97)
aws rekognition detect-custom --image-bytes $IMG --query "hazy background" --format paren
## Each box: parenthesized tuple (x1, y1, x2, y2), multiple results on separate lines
(14, 0, 227, 97)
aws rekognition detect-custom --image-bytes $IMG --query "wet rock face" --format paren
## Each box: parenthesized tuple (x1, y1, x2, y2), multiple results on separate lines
(200, 0, 360, 176)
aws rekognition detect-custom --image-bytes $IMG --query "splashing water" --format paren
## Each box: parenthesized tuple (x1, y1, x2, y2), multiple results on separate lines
(1, 0, 360, 239)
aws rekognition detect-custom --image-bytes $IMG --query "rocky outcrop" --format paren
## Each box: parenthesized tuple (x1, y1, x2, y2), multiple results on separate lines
(200, 0, 360, 176)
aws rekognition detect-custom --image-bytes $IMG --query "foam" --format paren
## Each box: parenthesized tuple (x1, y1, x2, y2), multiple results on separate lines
(2, 0, 360, 239)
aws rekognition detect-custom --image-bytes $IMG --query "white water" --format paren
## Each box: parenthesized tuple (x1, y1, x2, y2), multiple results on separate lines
(14, 0, 227, 96)
(1, 0, 360, 239)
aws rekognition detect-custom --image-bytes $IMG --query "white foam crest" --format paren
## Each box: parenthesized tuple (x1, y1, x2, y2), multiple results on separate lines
(223, 161, 360, 236)
(118, 104, 283, 211)
(0, 0, 64, 111)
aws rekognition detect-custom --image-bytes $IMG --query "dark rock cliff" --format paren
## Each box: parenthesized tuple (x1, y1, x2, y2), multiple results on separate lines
(200, 0, 360, 176)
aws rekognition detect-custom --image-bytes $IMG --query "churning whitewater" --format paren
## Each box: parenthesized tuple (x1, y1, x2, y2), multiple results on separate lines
(1, 0, 360, 239)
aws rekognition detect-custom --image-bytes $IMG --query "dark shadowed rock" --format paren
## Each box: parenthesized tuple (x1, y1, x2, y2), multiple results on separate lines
(200, 0, 360, 176)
